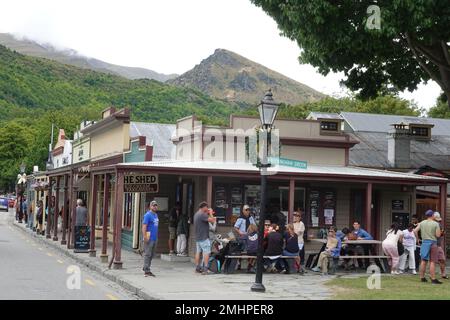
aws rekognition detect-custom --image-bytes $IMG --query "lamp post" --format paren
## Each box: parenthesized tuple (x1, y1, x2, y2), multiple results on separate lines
(251, 89, 279, 293)
(18, 163, 26, 224)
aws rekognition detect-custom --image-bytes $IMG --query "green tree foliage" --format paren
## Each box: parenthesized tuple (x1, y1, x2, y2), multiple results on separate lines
(251, 0, 450, 108)
(244, 95, 421, 120)
(428, 93, 450, 118)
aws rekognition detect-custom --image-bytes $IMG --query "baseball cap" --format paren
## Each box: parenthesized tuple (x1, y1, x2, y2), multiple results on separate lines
(433, 212, 442, 221)
(243, 205, 250, 211)
(264, 220, 271, 225)
(150, 200, 158, 207)
(425, 209, 434, 217)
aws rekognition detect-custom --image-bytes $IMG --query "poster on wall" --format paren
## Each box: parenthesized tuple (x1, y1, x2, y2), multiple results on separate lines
(215, 186, 227, 209)
(310, 190, 320, 227)
(231, 187, 242, 205)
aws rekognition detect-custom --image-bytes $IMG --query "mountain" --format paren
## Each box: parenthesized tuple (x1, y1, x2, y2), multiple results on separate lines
(168, 49, 326, 105)
(0, 44, 241, 124)
(0, 33, 178, 82)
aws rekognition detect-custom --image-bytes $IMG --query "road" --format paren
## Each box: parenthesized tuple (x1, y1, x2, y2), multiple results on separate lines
(0, 209, 138, 300)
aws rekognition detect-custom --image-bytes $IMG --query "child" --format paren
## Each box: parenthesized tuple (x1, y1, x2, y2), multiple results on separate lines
(245, 224, 258, 273)
(399, 223, 416, 274)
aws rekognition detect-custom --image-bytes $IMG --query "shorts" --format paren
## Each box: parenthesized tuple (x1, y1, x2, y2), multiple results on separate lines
(420, 240, 437, 262)
(196, 239, 211, 255)
(168, 227, 176, 240)
(434, 246, 446, 262)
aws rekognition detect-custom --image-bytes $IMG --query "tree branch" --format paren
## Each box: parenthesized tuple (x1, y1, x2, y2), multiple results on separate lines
(415, 44, 450, 71)
(405, 32, 445, 88)
(441, 41, 450, 66)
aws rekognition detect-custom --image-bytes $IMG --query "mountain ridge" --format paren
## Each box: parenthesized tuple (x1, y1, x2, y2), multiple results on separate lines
(0, 33, 178, 82)
(169, 48, 326, 105)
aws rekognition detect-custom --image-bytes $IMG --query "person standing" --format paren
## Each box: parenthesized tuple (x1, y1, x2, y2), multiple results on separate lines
(382, 223, 403, 275)
(168, 202, 181, 256)
(46, 196, 56, 233)
(75, 199, 88, 227)
(399, 223, 417, 274)
(411, 215, 421, 269)
(293, 211, 306, 273)
(414, 210, 442, 284)
(176, 209, 189, 257)
(433, 212, 448, 280)
(142, 201, 159, 277)
(194, 202, 216, 274)
(234, 204, 256, 251)
(36, 200, 43, 233)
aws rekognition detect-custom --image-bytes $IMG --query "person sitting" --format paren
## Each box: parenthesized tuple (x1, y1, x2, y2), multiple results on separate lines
(281, 224, 300, 273)
(312, 226, 341, 275)
(245, 224, 258, 273)
(350, 221, 373, 269)
(264, 224, 283, 273)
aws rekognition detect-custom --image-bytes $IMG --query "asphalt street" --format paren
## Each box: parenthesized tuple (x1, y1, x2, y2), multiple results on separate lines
(0, 209, 138, 300)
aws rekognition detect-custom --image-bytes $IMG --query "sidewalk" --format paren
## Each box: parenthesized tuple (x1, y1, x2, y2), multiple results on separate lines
(13, 221, 335, 300)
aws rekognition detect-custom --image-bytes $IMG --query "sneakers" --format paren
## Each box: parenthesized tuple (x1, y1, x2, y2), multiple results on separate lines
(179, 253, 188, 257)
(398, 270, 404, 274)
(431, 279, 443, 285)
(441, 275, 449, 279)
(412, 270, 417, 275)
(311, 267, 321, 272)
(391, 271, 400, 275)
(169, 251, 175, 256)
(144, 271, 155, 277)
(201, 269, 214, 275)
(421, 277, 428, 282)
(195, 267, 202, 273)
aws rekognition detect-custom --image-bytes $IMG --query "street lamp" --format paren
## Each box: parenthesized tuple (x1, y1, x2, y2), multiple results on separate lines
(18, 163, 26, 223)
(251, 89, 279, 293)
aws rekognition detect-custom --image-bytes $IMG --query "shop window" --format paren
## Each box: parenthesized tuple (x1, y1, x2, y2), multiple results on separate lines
(123, 193, 134, 230)
(410, 125, 431, 139)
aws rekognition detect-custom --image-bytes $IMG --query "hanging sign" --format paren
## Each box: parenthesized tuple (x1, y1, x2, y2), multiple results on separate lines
(124, 174, 158, 192)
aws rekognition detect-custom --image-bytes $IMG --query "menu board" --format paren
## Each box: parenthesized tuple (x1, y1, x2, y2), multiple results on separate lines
(310, 190, 320, 227)
(323, 191, 336, 225)
(214, 185, 227, 223)
(74, 226, 90, 253)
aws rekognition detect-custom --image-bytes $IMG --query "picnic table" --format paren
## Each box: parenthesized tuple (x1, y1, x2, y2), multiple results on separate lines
(307, 239, 389, 273)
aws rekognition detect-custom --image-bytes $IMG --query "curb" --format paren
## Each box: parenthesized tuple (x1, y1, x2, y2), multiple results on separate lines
(12, 222, 158, 300)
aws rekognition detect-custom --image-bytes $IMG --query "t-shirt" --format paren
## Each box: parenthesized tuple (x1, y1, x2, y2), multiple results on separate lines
(284, 232, 299, 253)
(194, 210, 209, 241)
(246, 231, 258, 253)
(75, 206, 88, 226)
(169, 208, 179, 228)
(383, 229, 402, 246)
(402, 229, 416, 248)
(265, 232, 283, 256)
(143, 210, 159, 241)
(293, 221, 305, 244)
(234, 216, 256, 239)
(326, 237, 338, 250)
(418, 220, 439, 241)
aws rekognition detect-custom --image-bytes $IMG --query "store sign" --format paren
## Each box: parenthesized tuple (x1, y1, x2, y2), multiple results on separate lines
(392, 200, 404, 211)
(74, 226, 90, 253)
(124, 174, 158, 193)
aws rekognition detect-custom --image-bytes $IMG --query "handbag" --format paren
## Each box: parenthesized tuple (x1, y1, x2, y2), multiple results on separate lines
(397, 241, 405, 256)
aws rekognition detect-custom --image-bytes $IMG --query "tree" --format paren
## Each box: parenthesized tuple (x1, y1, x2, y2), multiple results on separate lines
(251, 1, 450, 109)
(428, 93, 450, 118)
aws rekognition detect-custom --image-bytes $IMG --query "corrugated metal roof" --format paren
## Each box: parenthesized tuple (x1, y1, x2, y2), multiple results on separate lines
(118, 160, 447, 183)
(349, 132, 450, 170)
(341, 112, 450, 135)
(129, 122, 176, 160)
(308, 112, 342, 120)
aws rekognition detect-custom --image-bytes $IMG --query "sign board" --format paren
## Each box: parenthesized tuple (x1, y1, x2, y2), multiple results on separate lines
(124, 174, 158, 193)
(392, 200, 404, 211)
(74, 226, 90, 253)
(269, 157, 307, 169)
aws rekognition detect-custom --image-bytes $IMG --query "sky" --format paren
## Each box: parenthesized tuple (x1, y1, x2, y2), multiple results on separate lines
(0, 0, 441, 110)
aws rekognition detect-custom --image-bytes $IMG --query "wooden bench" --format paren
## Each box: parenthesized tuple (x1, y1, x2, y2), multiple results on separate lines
(223, 255, 298, 274)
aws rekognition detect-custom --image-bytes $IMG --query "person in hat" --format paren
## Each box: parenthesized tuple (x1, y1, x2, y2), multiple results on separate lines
(142, 200, 159, 277)
(433, 212, 448, 280)
(234, 204, 256, 251)
(414, 209, 442, 284)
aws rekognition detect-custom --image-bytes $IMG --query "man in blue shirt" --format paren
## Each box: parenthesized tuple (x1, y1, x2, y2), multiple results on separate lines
(352, 221, 373, 240)
(142, 200, 159, 277)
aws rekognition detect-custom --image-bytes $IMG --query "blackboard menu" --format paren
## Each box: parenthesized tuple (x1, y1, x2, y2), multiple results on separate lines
(74, 226, 90, 252)
(310, 190, 320, 227)
(392, 200, 404, 210)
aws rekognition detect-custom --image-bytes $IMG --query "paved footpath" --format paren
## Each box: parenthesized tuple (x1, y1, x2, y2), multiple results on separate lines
(10, 212, 335, 300)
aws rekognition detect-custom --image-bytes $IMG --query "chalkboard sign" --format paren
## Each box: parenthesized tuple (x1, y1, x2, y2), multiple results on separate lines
(392, 200, 404, 211)
(74, 226, 90, 253)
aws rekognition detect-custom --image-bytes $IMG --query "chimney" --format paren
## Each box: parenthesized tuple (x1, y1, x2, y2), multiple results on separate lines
(387, 123, 411, 168)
